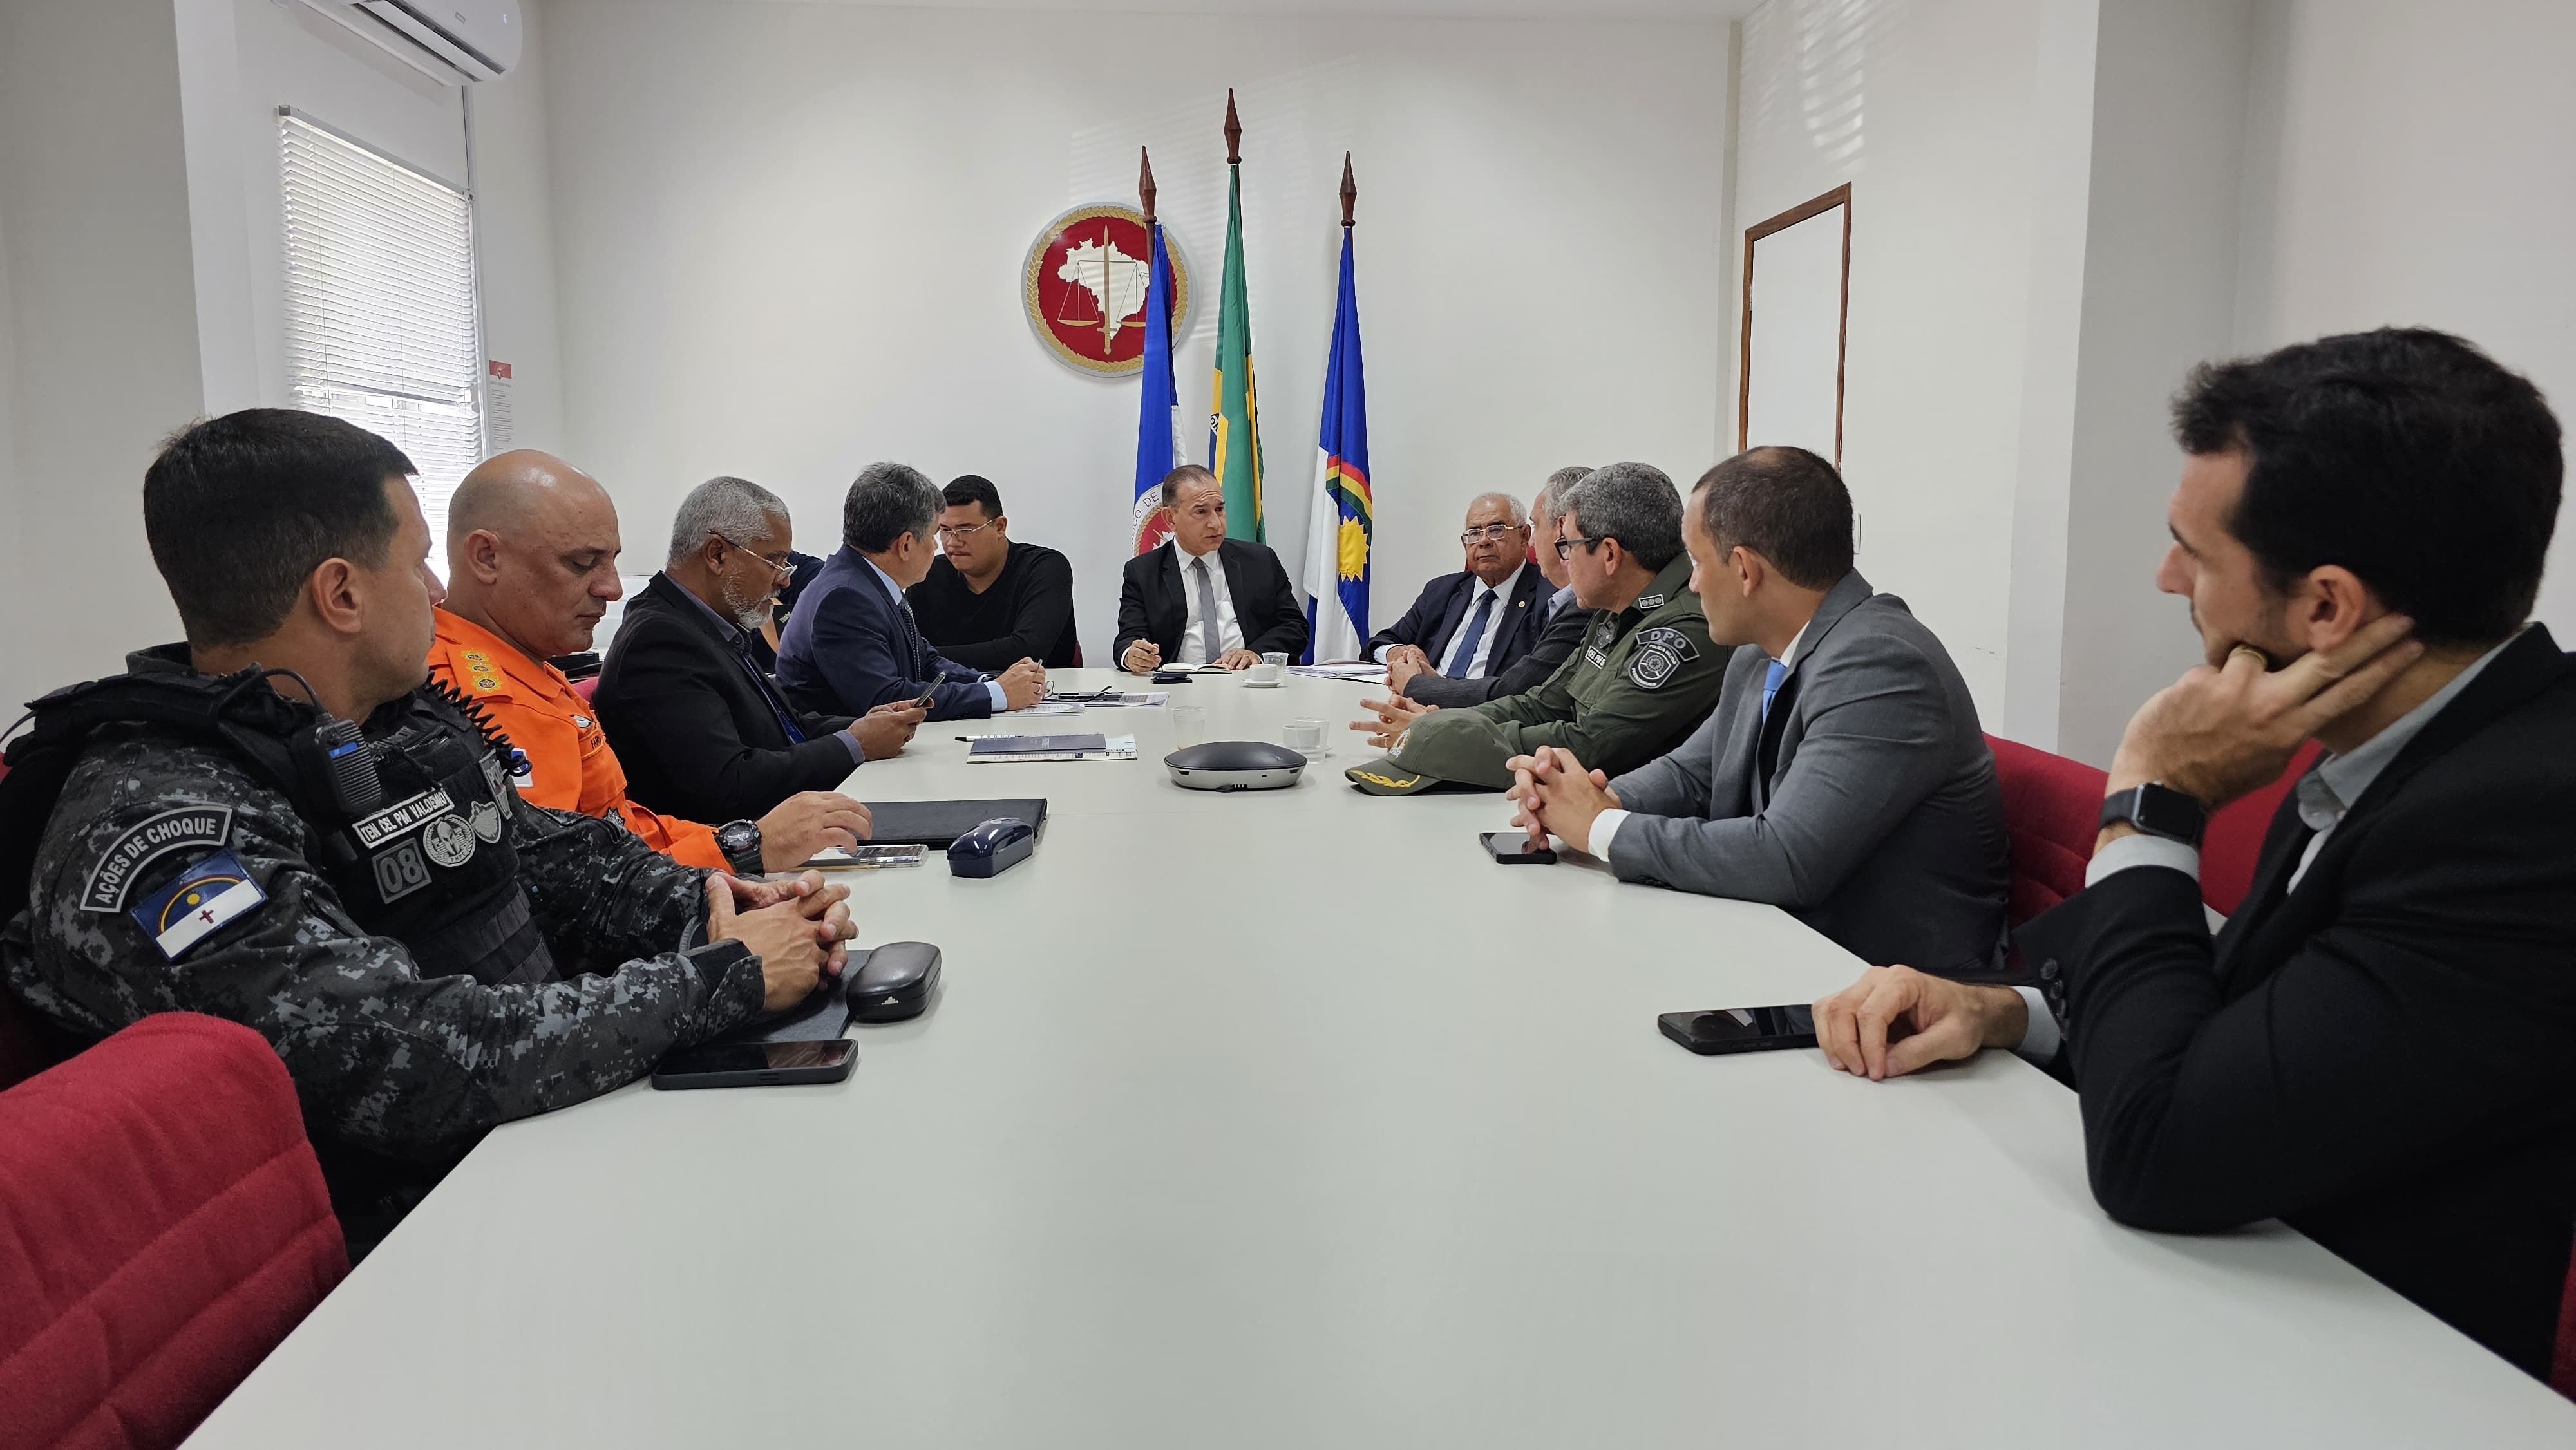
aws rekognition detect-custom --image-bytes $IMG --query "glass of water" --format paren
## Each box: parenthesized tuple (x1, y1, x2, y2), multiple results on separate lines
(1282, 717, 1327, 756)
(1172, 704, 1208, 749)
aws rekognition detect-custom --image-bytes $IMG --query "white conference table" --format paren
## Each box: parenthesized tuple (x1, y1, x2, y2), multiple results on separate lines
(189, 670, 2576, 1447)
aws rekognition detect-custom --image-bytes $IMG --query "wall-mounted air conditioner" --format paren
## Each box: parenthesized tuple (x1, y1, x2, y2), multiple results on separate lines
(301, 1, 520, 85)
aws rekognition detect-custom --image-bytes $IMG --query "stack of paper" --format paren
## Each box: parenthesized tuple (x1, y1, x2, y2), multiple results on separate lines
(1289, 663, 1388, 682)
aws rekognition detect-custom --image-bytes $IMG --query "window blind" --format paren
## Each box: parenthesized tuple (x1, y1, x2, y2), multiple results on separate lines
(279, 111, 482, 577)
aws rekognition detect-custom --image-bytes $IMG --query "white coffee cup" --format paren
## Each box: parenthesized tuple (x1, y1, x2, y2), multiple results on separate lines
(1249, 653, 1289, 686)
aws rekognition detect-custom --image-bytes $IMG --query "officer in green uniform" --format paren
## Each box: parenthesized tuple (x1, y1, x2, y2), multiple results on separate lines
(1346, 462, 1734, 795)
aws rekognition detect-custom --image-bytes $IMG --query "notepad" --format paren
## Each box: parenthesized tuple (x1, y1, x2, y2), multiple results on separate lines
(969, 734, 1107, 756)
(963, 734, 1137, 762)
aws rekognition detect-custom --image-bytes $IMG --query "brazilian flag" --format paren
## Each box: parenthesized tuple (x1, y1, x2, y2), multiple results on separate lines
(1208, 161, 1264, 540)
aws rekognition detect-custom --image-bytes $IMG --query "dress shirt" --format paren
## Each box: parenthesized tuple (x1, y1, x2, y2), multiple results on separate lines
(1374, 563, 1527, 677)
(867, 558, 1005, 713)
(676, 580, 864, 766)
(2011, 630, 2521, 1061)
(1543, 583, 1575, 625)
(1172, 541, 1244, 664)
(1582, 618, 1811, 862)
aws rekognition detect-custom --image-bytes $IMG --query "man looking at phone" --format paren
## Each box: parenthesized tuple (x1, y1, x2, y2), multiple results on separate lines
(779, 462, 1048, 719)
(597, 475, 923, 825)
(0, 411, 857, 1246)
(1809, 328, 2576, 1380)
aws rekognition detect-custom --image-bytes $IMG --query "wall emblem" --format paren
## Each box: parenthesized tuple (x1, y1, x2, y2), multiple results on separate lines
(1023, 204, 1191, 377)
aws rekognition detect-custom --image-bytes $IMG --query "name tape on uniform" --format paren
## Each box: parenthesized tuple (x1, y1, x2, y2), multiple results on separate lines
(82, 807, 234, 913)
(352, 787, 455, 850)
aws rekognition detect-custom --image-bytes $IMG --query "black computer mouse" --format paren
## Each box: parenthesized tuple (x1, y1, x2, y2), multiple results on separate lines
(849, 941, 940, 1022)
(947, 816, 1036, 877)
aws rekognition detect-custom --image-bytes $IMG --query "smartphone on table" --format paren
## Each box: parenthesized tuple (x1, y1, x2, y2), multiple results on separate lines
(1658, 1005, 1818, 1055)
(1481, 831, 1557, 865)
(651, 1039, 856, 1089)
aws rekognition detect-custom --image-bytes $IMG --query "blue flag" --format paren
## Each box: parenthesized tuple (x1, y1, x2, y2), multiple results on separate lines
(1130, 221, 1183, 554)
(1299, 229, 1371, 663)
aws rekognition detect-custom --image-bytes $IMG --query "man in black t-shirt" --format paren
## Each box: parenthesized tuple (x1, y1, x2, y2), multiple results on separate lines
(905, 475, 1081, 669)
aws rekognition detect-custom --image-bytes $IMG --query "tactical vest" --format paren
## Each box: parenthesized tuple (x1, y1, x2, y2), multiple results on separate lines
(0, 649, 554, 987)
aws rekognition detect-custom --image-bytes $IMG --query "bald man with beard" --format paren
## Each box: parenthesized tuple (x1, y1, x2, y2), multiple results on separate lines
(428, 450, 871, 878)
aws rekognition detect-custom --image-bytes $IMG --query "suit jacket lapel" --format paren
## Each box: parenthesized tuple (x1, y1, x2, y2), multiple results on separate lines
(1218, 541, 1257, 629)
(1157, 547, 1186, 647)
(1428, 577, 1474, 663)
(1713, 652, 1766, 817)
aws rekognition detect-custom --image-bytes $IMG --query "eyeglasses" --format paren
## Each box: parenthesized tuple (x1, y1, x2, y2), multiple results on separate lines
(1459, 523, 1525, 545)
(717, 536, 796, 578)
(935, 521, 994, 540)
(1554, 534, 1607, 560)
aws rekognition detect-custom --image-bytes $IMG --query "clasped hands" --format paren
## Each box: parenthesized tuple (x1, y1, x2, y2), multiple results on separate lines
(1812, 612, 2425, 1082)
(1503, 746, 1618, 856)
(705, 871, 858, 1011)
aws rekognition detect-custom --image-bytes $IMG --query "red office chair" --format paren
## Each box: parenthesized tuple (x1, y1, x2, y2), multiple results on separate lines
(1985, 734, 2109, 936)
(0, 1008, 346, 1450)
(571, 675, 599, 704)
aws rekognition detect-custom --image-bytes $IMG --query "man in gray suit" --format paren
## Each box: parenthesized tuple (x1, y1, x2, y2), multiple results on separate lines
(1506, 446, 2009, 974)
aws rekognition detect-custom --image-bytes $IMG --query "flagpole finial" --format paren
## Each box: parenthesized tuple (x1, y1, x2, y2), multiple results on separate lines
(1139, 146, 1157, 225)
(1340, 152, 1357, 228)
(1224, 88, 1242, 165)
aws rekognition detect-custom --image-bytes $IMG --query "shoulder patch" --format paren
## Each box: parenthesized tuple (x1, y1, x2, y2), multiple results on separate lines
(81, 806, 234, 913)
(1627, 627, 1701, 691)
(129, 848, 267, 961)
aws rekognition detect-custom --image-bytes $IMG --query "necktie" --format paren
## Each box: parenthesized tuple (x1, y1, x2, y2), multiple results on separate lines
(898, 598, 928, 679)
(1444, 589, 1497, 679)
(732, 632, 807, 744)
(1191, 556, 1222, 664)
(1760, 658, 1788, 722)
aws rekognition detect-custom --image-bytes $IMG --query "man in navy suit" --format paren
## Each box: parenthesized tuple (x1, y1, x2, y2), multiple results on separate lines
(1366, 490, 1551, 683)
(778, 462, 1048, 721)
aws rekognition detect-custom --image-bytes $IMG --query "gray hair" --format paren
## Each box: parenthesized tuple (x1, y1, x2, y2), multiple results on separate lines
(667, 475, 788, 567)
(1535, 466, 1590, 527)
(842, 461, 942, 552)
(1465, 491, 1528, 528)
(1564, 462, 1683, 571)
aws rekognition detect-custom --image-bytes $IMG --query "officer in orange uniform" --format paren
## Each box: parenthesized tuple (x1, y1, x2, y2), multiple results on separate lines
(430, 450, 871, 877)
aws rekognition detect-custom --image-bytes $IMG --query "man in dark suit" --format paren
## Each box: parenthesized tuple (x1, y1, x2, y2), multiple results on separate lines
(1115, 464, 1307, 672)
(1510, 447, 2007, 974)
(596, 475, 923, 824)
(1809, 328, 2576, 1380)
(1363, 491, 1548, 683)
(777, 462, 1050, 720)
(1400, 466, 1595, 708)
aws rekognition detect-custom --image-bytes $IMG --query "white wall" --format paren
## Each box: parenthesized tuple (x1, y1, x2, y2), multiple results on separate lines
(0, 0, 202, 708)
(1732, 0, 2047, 718)
(2236, 0, 2576, 639)
(540, 0, 1732, 657)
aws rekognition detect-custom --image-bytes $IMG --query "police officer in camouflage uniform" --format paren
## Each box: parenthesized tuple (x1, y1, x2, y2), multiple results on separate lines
(1344, 462, 1734, 795)
(0, 411, 855, 1243)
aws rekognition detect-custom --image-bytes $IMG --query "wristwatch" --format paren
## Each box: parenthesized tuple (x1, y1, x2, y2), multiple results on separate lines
(2098, 782, 2208, 849)
(715, 819, 764, 876)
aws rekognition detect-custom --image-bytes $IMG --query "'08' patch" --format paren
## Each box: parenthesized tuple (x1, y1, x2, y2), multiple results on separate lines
(1627, 626, 1700, 691)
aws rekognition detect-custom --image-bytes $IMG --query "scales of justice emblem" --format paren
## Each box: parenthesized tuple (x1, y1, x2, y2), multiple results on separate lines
(1021, 203, 1191, 377)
